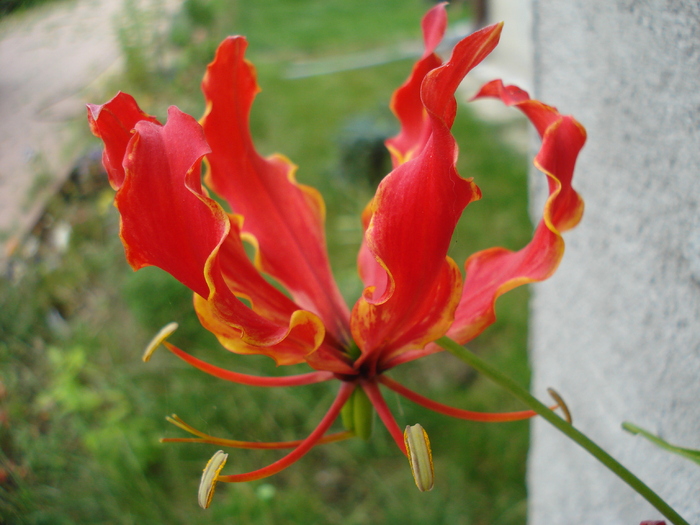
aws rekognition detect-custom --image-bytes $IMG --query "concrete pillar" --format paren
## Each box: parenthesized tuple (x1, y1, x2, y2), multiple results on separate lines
(528, 1, 700, 523)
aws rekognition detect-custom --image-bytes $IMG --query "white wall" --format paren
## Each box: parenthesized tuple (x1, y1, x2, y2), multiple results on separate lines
(528, 1, 700, 523)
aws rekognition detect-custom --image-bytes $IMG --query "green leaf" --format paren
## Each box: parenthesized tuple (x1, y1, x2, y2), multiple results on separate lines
(623, 422, 700, 466)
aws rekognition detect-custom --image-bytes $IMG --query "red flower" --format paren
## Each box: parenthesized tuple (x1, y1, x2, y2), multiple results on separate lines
(88, 4, 584, 503)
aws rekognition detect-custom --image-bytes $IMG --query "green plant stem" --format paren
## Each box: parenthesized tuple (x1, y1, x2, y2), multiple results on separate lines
(436, 336, 689, 525)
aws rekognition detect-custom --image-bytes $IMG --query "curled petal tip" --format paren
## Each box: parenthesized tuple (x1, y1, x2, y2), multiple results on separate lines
(143, 322, 179, 362)
(547, 387, 572, 424)
(198, 450, 228, 509)
(404, 424, 434, 492)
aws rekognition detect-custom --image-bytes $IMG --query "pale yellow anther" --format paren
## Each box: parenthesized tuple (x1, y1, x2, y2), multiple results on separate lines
(198, 450, 228, 509)
(404, 423, 434, 492)
(142, 322, 179, 362)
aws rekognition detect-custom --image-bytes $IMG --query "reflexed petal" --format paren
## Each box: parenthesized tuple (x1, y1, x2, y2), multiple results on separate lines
(356, 198, 388, 297)
(87, 91, 159, 189)
(351, 136, 473, 371)
(420, 23, 503, 127)
(384, 3, 446, 167)
(215, 214, 309, 326)
(195, 230, 327, 365)
(447, 80, 585, 344)
(357, 236, 387, 297)
(200, 36, 351, 343)
(115, 106, 325, 365)
(198, 215, 350, 367)
(357, 3, 445, 296)
(194, 291, 325, 365)
(351, 24, 503, 371)
(116, 106, 222, 298)
(194, 214, 350, 369)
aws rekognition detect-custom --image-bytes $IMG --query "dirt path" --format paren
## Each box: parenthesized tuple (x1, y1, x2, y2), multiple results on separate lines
(0, 0, 178, 263)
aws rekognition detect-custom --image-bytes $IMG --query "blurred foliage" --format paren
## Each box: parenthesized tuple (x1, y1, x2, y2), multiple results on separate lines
(1, 0, 535, 523)
(0, 0, 65, 17)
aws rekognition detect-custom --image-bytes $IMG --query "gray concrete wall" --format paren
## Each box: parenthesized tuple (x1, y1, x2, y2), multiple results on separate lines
(528, 1, 700, 523)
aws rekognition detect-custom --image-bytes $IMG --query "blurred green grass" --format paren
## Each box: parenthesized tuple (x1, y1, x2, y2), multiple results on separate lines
(0, 1, 535, 523)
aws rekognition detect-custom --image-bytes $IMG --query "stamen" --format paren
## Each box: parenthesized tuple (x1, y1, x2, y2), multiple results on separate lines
(547, 387, 572, 424)
(380, 375, 545, 422)
(216, 381, 356, 483)
(198, 450, 228, 509)
(165, 414, 208, 437)
(162, 341, 335, 386)
(162, 414, 353, 449)
(143, 322, 179, 362)
(361, 380, 407, 455)
(162, 432, 353, 448)
(404, 424, 434, 492)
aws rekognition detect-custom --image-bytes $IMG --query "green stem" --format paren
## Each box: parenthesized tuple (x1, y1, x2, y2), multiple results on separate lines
(436, 336, 689, 525)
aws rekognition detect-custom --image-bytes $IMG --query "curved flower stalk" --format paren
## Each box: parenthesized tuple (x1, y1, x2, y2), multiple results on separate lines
(87, 4, 584, 506)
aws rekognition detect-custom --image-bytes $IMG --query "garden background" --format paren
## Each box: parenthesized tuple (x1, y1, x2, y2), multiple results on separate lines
(0, 1, 538, 523)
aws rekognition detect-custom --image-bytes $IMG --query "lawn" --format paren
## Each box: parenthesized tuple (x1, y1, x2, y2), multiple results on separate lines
(0, 1, 534, 523)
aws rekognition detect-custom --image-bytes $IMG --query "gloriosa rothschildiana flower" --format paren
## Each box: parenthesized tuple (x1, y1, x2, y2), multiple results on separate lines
(88, 4, 585, 506)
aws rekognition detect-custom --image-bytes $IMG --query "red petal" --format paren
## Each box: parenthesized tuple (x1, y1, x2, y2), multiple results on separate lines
(421, 22, 504, 128)
(448, 80, 586, 344)
(351, 126, 475, 367)
(384, 4, 445, 166)
(352, 24, 502, 371)
(117, 106, 220, 298)
(304, 343, 355, 375)
(216, 214, 307, 326)
(200, 36, 351, 343)
(87, 92, 159, 189)
(356, 199, 388, 295)
(199, 215, 351, 369)
(193, 227, 328, 366)
(358, 21, 502, 298)
(117, 106, 325, 365)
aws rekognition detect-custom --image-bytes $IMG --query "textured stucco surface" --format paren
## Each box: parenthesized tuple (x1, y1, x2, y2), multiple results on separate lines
(528, 1, 700, 523)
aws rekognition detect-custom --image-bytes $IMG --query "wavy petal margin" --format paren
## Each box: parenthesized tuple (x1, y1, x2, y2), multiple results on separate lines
(384, 3, 446, 167)
(87, 92, 159, 190)
(351, 23, 503, 372)
(94, 105, 326, 366)
(357, 3, 446, 293)
(200, 36, 350, 344)
(446, 80, 586, 345)
(116, 106, 222, 298)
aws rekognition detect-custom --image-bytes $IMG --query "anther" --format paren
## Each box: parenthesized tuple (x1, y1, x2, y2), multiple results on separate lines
(198, 450, 228, 509)
(142, 322, 179, 362)
(547, 387, 572, 424)
(404, 424, 434, 492)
